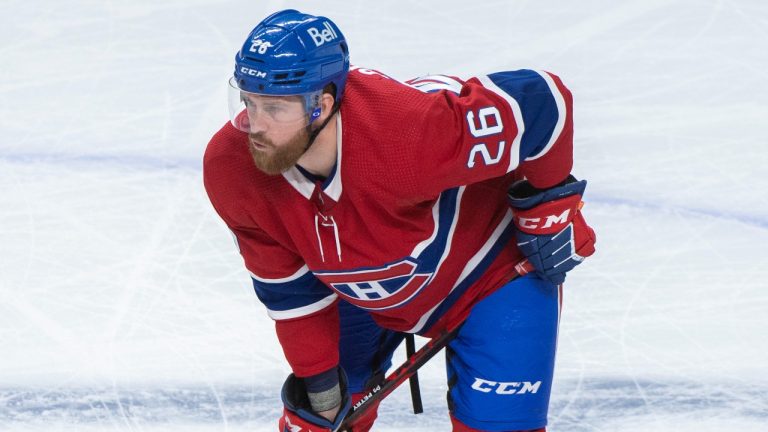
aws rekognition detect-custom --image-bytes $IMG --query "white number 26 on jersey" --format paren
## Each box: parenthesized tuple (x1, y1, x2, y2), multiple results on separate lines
(466, 107, 506, 168)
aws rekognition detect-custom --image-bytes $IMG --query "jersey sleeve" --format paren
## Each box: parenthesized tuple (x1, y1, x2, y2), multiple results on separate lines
(412, 69, 573, 195)
(227, 224, 337, 321)
(231, 225, 342, 377)
(203, 126, 340, 376)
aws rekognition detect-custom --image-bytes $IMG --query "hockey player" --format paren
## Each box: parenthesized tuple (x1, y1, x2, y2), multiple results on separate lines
(203, 9, 596, 432)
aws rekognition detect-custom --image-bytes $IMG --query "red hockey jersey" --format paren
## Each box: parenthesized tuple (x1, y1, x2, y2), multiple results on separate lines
(204, 67, 573, 376)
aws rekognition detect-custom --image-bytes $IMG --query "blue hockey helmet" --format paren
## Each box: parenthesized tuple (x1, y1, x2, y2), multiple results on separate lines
(229, 10, 350, 132)
(233, 9, 350, 102)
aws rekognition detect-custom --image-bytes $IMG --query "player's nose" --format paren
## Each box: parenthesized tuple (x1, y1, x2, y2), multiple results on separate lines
(247, 111, 269, 134)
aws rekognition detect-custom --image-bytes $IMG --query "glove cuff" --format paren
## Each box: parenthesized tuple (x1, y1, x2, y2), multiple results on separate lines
(281, 368, 351, 430)
(508, 175, 587, 209)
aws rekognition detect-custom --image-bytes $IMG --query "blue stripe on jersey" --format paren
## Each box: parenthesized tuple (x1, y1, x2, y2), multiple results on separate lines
(418, 221, 516, 335)
(413, 187, 460, 271)
(486, 70, 560, 160)
(309, 187, 461, 312)
(252, 271, 334, 318)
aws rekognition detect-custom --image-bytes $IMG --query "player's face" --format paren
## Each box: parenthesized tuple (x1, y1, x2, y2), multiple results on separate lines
(228, 82, 326, 175)
(243, 94, 309, 175)
(244, 95, 310, 175)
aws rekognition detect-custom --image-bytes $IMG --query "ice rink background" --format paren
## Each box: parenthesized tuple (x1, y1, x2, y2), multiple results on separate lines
(1, 0, 767, 430)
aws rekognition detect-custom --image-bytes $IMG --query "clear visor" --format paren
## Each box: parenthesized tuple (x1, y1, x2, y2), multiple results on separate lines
(228, 77, 322, 133)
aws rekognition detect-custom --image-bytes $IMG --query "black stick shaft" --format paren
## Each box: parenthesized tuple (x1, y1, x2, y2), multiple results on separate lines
(338, 325, 460, 430)
(405, 334, 423, 414)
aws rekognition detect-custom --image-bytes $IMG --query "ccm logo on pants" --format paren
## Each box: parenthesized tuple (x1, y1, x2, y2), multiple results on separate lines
(471, 379, 542, 395)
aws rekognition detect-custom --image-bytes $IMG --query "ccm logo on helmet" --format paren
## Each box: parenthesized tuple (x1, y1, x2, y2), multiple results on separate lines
(307, 21, 338, 47)
(471, 378, 542, 395)
(240, 67, 267, 78)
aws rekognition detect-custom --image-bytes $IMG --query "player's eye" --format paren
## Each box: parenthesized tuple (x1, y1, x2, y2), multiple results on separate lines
(263, 104, 284, 114)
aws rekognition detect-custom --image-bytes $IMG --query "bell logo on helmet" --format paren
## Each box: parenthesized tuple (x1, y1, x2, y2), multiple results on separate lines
(307, 21, 338, 47)
(240, 67, 267, 78)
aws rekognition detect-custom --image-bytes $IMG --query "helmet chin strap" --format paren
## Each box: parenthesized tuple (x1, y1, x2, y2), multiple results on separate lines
(303, 103, 340, 151)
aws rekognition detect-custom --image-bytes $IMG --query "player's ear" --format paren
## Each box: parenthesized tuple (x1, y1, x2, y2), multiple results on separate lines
(318, 92, 336, 122)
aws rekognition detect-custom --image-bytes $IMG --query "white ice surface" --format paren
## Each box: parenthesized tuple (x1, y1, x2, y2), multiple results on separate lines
(1, 0, 767, 430)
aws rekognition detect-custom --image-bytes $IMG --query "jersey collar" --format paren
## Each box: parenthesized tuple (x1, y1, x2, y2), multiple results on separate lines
(282, 113, 343, 202)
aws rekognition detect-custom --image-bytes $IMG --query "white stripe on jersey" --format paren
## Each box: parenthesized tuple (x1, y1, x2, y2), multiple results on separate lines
(410, 193, 442, 257)
(250, 264, 310, 283)
(477, 76, 525, 173)
(410, 187, 464, 290)
(525, 70, 566, 161)
(429, 186, 465, 285)
(405, 187, 465, 332)
(406, 207, 514, 334)
(408, 75, 463, 94)
(411, 82, 460, 93)
(453, 208, 514, 285)
(266, 293, 338, 320)
(324, 114, 344, 201)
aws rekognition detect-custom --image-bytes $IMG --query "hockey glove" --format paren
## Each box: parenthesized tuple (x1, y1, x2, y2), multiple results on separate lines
(279, 368, 351, 432)
(508, 175, 596, 285)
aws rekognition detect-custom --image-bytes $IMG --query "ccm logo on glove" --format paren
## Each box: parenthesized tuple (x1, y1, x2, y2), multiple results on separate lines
(517, 211, 570, 230)
(513, 195, 583, 234)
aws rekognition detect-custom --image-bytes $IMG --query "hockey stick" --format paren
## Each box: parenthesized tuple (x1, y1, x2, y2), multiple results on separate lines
(338, 259, 533, 431)
(338, 323, 461, 430)
(404, 333, 423, 414)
